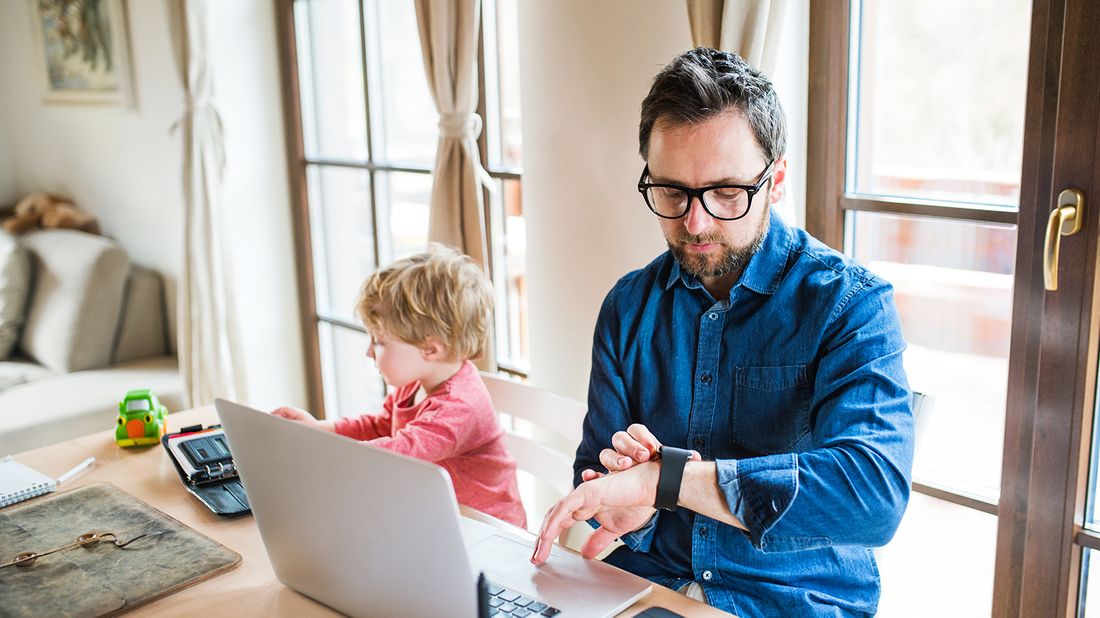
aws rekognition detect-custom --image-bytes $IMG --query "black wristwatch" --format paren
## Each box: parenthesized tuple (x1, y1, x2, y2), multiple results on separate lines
(654, 446, 692, 511)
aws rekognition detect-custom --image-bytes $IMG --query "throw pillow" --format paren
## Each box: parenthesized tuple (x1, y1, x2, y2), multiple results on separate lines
(19, 230, 129, 372)
(0, 231, 30, 359)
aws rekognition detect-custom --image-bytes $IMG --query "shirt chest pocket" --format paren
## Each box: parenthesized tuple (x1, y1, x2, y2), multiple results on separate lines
(732, 364, 812, 455)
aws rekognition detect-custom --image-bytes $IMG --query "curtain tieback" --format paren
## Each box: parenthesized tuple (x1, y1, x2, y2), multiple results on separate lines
(438, 112, 483, 139)
(170, 96, 219, 131)
(170, 94, 227, 175)
(437, 112, 495, 193)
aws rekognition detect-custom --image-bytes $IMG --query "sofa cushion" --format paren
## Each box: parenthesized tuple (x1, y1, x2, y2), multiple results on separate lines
(0, 232, 30, 360)
(113, 266, 169, 364)
(0, 357, 56, 392)
(0, 355, 181, 454)
(20, 230, 130, 373)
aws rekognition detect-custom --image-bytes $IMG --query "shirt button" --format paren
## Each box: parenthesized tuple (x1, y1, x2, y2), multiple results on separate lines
(693, 437, 705, 449)
(700, 373, 712, 384)
(699, 527, 708, 538)
(702, 570, 713, 581)
(708, 312, 718, 320)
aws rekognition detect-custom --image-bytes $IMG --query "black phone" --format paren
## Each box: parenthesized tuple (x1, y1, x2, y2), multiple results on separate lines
(633, 608, 686, 618)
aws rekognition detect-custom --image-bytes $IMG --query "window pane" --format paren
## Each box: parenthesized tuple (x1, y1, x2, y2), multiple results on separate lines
(876, 493, 995, 615)
(1085, 346, 1100, 528)
(849, 0, 1030, 207)
(376, 171, 431, 264)
(1082, 549, 1099, 617)
(850, 211, 1015, 501)
(368, 0, 437, 165)
(294, 0, 367, 161)
(306, 165, 376, 322)
(318, 322, 386, 420)
(485, 0, 522, 169)
(490, 178, 529, 369)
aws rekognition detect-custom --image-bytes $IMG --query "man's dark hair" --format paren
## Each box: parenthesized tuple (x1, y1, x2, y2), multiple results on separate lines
(639, 47, 787, 164)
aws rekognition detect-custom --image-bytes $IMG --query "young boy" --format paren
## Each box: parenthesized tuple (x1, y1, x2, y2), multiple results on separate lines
(273, 245, 526, 528)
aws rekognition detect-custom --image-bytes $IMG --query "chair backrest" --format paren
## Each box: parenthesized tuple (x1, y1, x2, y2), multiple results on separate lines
(481, 373, 586, 495)
(912, 391, 935, 449)
(481, 373, 588, 540)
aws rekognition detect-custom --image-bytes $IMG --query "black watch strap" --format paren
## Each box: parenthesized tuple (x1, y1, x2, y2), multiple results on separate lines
(654, 446, 692, 511)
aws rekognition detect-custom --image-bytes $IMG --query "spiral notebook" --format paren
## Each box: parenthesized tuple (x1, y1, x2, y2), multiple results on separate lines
(0, 455, 57, 508)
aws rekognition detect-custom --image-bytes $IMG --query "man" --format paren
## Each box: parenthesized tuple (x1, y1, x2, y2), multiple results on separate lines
(530, 48, 912, 617)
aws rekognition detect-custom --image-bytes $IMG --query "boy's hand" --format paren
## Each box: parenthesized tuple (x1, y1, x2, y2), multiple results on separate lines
(272, 406, 338, 433)
(272, 406, 318, 424)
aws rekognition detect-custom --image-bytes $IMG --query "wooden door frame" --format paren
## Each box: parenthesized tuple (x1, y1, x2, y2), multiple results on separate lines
(992, 0, 1064, 612)
(999, 0, 1100, 614)
(805, 1, 849, 252)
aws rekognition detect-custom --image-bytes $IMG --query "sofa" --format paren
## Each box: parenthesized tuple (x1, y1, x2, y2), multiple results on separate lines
(0, 229, 181, 454)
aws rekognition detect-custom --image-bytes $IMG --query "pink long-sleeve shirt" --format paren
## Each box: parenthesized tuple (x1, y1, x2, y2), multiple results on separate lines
(333, 361, 526, 528)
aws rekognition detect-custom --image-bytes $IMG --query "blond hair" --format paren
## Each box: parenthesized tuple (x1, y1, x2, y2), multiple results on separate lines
(356, 244, 493, 360)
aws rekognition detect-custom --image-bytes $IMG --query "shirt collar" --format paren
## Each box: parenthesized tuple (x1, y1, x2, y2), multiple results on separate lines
(665, 259, 703, 291)
(663, 209, 792, 297)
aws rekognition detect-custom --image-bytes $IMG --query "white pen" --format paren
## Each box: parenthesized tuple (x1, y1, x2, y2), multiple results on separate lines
(57, 456, 96, 485)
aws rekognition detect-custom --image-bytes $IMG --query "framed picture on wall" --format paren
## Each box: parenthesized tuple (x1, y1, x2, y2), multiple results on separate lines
(30, 0, 134, 106)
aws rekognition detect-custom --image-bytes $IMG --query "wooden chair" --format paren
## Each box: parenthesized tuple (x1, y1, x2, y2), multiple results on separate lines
(481, 372, 591, 550)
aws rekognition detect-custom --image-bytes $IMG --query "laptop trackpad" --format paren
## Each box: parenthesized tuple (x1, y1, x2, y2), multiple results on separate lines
(469, 534, 650, 612)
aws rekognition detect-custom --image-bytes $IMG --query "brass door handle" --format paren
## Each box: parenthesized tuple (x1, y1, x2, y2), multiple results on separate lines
(1044, 188, 1085, 291)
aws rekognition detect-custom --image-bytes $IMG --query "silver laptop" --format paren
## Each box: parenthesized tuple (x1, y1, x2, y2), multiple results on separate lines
(215, 398, 652, 617)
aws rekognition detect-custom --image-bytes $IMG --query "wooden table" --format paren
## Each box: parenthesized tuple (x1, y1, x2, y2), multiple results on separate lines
(8, 407, 729, 617)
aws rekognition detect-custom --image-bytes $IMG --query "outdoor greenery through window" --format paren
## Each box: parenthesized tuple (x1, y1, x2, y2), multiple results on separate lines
(291, 0, 528, 417)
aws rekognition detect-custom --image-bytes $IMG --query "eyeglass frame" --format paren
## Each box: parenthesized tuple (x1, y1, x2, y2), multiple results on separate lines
(637, 161, 775, 221)
(0, 529, 161, 570)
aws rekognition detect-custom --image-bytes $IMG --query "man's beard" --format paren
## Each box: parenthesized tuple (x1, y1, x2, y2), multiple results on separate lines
(668, 207, 770, 279)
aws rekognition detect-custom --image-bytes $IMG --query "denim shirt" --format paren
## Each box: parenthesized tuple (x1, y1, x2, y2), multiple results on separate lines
(575, 211, 913, 618)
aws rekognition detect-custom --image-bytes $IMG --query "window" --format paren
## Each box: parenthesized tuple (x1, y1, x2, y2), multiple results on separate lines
(812, 1, 1100, 615)
(810, 0, 1030, 614)
(280, 0, 528, 419)
(845, 1, 1027, 509)
(843, 0, 1029, 506)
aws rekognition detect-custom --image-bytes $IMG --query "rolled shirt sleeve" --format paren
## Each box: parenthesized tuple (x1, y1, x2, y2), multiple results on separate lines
(717, 277, 912, 552)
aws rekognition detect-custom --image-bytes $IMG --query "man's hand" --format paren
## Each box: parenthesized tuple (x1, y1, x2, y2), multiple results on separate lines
(593, 424, 700, 476)
(531, 461, 660, 565)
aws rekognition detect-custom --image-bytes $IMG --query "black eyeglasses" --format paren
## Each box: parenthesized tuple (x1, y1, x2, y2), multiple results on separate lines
(637, 161, 774, 221)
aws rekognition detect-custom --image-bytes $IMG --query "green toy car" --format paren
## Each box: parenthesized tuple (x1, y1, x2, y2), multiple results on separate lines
(116, 389, 168, 447)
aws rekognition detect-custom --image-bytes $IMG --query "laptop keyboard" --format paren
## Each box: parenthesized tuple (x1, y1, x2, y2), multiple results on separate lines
(486, 581, 562, 617)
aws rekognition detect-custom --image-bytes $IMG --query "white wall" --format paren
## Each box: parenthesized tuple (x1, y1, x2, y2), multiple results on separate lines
(208, 1, 307, 411)
(520, 1, 810, 401)
(0, 0, 183, 335)
(0, 39, 14, 207)
(0, 1, 307, 410)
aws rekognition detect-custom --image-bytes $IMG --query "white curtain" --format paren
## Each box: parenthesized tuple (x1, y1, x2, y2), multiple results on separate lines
(167, 0, 247, 407)
(686, 0, 789, 76)
(414, 0, 496, 369)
